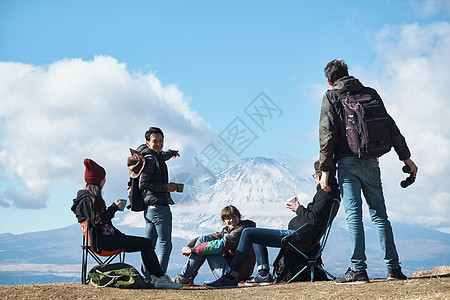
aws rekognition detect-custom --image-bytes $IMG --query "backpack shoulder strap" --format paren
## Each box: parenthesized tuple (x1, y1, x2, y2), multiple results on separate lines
(144, 154, 159, 170)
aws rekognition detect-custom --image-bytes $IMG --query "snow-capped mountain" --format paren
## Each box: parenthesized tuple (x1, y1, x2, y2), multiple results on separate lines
(172, 157, 315, 237)
(209, 157, 311, 204)
(120, 156, 315, 238)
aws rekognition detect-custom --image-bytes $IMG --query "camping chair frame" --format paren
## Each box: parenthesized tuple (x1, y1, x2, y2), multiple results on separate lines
(80, 221, 126, 284)
(280, 198, 340, 282)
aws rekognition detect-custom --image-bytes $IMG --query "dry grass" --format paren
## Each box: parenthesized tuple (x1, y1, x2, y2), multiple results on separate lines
(1, 266, 449, 300)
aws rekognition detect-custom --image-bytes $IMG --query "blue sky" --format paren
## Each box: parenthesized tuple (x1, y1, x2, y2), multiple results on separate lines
(1, 0, 450, 234)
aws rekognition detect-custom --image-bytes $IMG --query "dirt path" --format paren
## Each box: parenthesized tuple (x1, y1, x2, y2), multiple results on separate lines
(1, 273, 449, 300)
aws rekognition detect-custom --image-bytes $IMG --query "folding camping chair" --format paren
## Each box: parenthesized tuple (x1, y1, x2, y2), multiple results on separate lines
(280, 197, 340, 282)
(80, 220, 126, 284)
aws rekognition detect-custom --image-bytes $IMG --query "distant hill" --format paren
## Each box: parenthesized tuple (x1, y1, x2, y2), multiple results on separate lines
(0, 218, 448, 285)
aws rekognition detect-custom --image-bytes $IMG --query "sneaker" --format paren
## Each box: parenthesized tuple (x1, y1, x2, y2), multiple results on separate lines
(144, 281, 155, 289)
(205, 275, 238, 289)
(154, 274, 183, 289)
(245, 273, 274, 286)
(335, 268, 370, 284)
(387, 267, 407, 280)
(172, 274, 195, 286)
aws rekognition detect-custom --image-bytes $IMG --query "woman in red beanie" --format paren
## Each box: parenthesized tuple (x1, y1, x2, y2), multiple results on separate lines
(71, 158, 181, 289)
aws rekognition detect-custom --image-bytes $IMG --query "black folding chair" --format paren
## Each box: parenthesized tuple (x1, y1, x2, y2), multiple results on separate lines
(280, 198, 340, 282)
(80, 220, 125, 284)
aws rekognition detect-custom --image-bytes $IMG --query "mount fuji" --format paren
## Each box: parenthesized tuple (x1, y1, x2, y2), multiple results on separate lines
(121, 157, 317, 237)
(209, 157, 312, 205)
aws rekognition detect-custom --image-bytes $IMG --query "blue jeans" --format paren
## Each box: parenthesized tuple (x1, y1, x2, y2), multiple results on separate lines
(338, 156, 400, 271)
(180, 235, 230, 280)
(228, 227, 295, 277)
(142, 205, 172, 276)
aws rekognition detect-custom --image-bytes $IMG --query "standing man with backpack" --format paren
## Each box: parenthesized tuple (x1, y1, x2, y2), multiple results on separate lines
(135, 127, 180, 277)
(319, 59, 418, 283)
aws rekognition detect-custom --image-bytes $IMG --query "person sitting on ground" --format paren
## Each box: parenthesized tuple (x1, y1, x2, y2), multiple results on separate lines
(172, 205, 257, 286)
(206, 160, 339, 289)
(71, 158, 182, 289)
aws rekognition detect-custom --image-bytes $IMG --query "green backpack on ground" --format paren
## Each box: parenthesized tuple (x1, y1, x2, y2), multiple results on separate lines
(88, 262, 147, 289)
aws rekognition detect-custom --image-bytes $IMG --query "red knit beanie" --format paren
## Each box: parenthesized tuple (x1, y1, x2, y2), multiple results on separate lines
(84, 158, 106, 184)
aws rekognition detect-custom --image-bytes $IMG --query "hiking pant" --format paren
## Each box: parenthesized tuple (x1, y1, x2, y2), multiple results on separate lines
(228, 227, 295, 278)
(181, 235, 230, 280)
(102, 234, 164, 279)
(142, 204, 172, 275)
(338, 156, 400, 271)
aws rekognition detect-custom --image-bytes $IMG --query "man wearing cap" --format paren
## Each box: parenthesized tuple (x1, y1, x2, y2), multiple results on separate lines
(134, 127, 180, 275)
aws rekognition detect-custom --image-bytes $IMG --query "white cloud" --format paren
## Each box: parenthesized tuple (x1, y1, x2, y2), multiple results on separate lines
(0, 263, 78, 277)
(360, 21, 450, 228)
(410, 0, 450, 18)
(0, 56, 212, 209)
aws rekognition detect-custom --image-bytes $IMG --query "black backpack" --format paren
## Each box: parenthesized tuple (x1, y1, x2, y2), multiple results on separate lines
(127, 177, 145, 212)
(338, 90, 392, 158)
(126, 154, 158, 212)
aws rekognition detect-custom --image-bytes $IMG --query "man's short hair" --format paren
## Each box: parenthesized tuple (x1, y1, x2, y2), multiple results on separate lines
(145, 127, 164, 141)
(221, 205, 242, 221)
(324, 59, 349, 85)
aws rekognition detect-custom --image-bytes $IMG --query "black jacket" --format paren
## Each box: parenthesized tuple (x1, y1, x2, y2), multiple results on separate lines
(71, 189, 122, 253)
(287, 181, 339, 251)
(319, 76, 411, 172)
(136, 144, 177, 206)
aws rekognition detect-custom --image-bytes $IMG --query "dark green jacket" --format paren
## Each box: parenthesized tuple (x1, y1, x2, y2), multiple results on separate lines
(319, 76, 411, 172)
